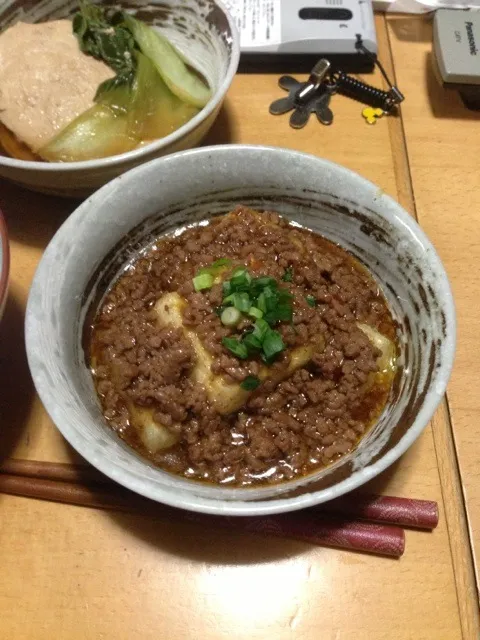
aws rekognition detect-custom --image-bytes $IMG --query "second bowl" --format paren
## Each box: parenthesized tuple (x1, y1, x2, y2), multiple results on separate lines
(0, 0, 239, 197)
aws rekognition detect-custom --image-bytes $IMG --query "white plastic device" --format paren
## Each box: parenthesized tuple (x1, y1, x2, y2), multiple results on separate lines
(223, 0, 377, 66)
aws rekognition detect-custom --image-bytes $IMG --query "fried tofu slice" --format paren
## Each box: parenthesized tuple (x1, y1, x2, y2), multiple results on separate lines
(92, 352, 179, 455)
(154, 292, 250, 414)
(0, 122, 39, 160)
(112, 292, 321, 453)
(127, 403, 178, 454)
(154, 292, 319, 415)
(0, 20, 113, 152)
(357, 323, 397, 377)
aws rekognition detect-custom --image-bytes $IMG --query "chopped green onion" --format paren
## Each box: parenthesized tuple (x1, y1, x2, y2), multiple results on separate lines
(252, 318, 270, 340)
(282, 267, 293, 282)
(242, 332, 262, 352)
(250, 276, 276, 296)
(211, 258, 232, 268)
(262, 329, 285, 360)
(231, 266, 247, 278)
(224, 292, 251, 313)
(209, 264, 294, 362)
(264, 304, 293, 325)
(220, 306, 241, 327)
(248, 306, 263, 319)
(256, 292, 267, 314)
(262, 286, 277, 310)
(223, 280, 232, 297)
(197, 258, 232, 278)
(230, 267, 251, 289)
(306, 295, 317, 307)
(222, 337, 248, 359)
(193, 273, 213, 291)
(236, 293, 251, 312)
(241, 375, 261, 391)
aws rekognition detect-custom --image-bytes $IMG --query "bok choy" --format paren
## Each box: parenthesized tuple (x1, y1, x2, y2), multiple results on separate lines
(123, 15, 211, 108)
(39, 1, 209, 162)
(39, 105, 137, 162)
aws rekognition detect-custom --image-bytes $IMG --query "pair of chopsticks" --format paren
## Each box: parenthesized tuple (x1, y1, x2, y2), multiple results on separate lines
(0, 459, 438, 558)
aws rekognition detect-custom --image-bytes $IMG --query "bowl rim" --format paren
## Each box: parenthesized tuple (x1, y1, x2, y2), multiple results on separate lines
(0, 207, 9, 312)
(0, 0, 240, 172)
(25, 144, 457, 516)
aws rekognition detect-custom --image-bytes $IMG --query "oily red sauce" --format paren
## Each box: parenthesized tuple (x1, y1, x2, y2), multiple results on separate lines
(88, 206, 397, 487)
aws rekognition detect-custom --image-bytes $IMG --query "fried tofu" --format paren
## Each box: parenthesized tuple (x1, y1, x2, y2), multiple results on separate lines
(357, 323, 396, 377)
(0, 20, 113, 152)
(154, 292, 250, 414)
(154, 292, 318, 415)
(128, 403, 178, 453)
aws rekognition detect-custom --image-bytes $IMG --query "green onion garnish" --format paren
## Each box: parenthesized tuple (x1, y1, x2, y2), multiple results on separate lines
(211, 258, 232, 268)
(252, 318, 269, 340)
(240, 375, 261, 391)
(192, 258, 232, 291)
(198, 260, 295, 363)
(229, 267, 251, 290)
(221, 337, 248, 359)
(262, 328, 285, 360)
(193, 273, 214, 291)
(256, 291, 267, 314)
(220, 306, 241, 327)
(248, 306, 263, 319)
(242, 331, 262, 351)
(224, 292, 251, 313)
(306, 295, 317, 307)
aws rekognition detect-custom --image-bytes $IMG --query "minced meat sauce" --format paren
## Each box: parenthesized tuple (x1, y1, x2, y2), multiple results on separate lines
(87, 206, 397, 486)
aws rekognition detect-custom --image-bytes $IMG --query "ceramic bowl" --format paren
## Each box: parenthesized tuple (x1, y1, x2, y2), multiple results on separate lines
(25, 145, 456, 516)
(0, 0, 239, 197)
(0, 209, 8, 320)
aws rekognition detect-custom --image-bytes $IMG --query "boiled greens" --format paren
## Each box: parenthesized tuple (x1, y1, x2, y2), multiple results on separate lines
(39, 2, 209, 162)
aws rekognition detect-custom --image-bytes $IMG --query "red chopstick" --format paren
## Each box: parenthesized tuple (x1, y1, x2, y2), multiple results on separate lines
(0, 459, 440, 558)
(0, 471, 405, 557)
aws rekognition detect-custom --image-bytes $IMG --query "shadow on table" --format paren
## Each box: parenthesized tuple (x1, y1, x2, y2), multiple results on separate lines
(0, 180, 79, 249)
(0, 294, 35, 460)
(201, 104, 235, 146)
(387, 16, 432, 44)
(105, 459, 400, 566)
(425, 53, 480, 121)
(110, 508, 313, 565)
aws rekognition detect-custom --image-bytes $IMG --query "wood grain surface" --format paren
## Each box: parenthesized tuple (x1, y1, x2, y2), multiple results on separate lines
(0, 15, 477, 640)
(386, 12, 480, 609)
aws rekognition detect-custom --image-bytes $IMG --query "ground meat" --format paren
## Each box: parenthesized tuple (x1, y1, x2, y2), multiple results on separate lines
(88, 206, 397, 487)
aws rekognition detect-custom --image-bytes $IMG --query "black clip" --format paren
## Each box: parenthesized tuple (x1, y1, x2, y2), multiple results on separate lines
(269, 59, 335, 128)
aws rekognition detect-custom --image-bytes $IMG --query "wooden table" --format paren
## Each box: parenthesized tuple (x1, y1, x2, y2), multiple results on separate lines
(0, 14, 479, 639)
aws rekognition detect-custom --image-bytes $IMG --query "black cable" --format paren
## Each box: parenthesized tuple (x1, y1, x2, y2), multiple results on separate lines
(356, 40, 392, 88)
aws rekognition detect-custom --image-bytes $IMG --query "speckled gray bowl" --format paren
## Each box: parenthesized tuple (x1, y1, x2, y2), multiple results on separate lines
(0, 0, 239, 197)
(25, 145, 456, 516)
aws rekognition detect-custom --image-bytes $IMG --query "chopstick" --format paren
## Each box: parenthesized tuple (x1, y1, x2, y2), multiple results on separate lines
(0, 471, 405, 557)
(0, 459, 439, 557)
(0, 459, 439, 529)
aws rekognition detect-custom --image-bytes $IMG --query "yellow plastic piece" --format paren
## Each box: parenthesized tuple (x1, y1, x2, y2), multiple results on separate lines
(362, 107, 384, 125)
